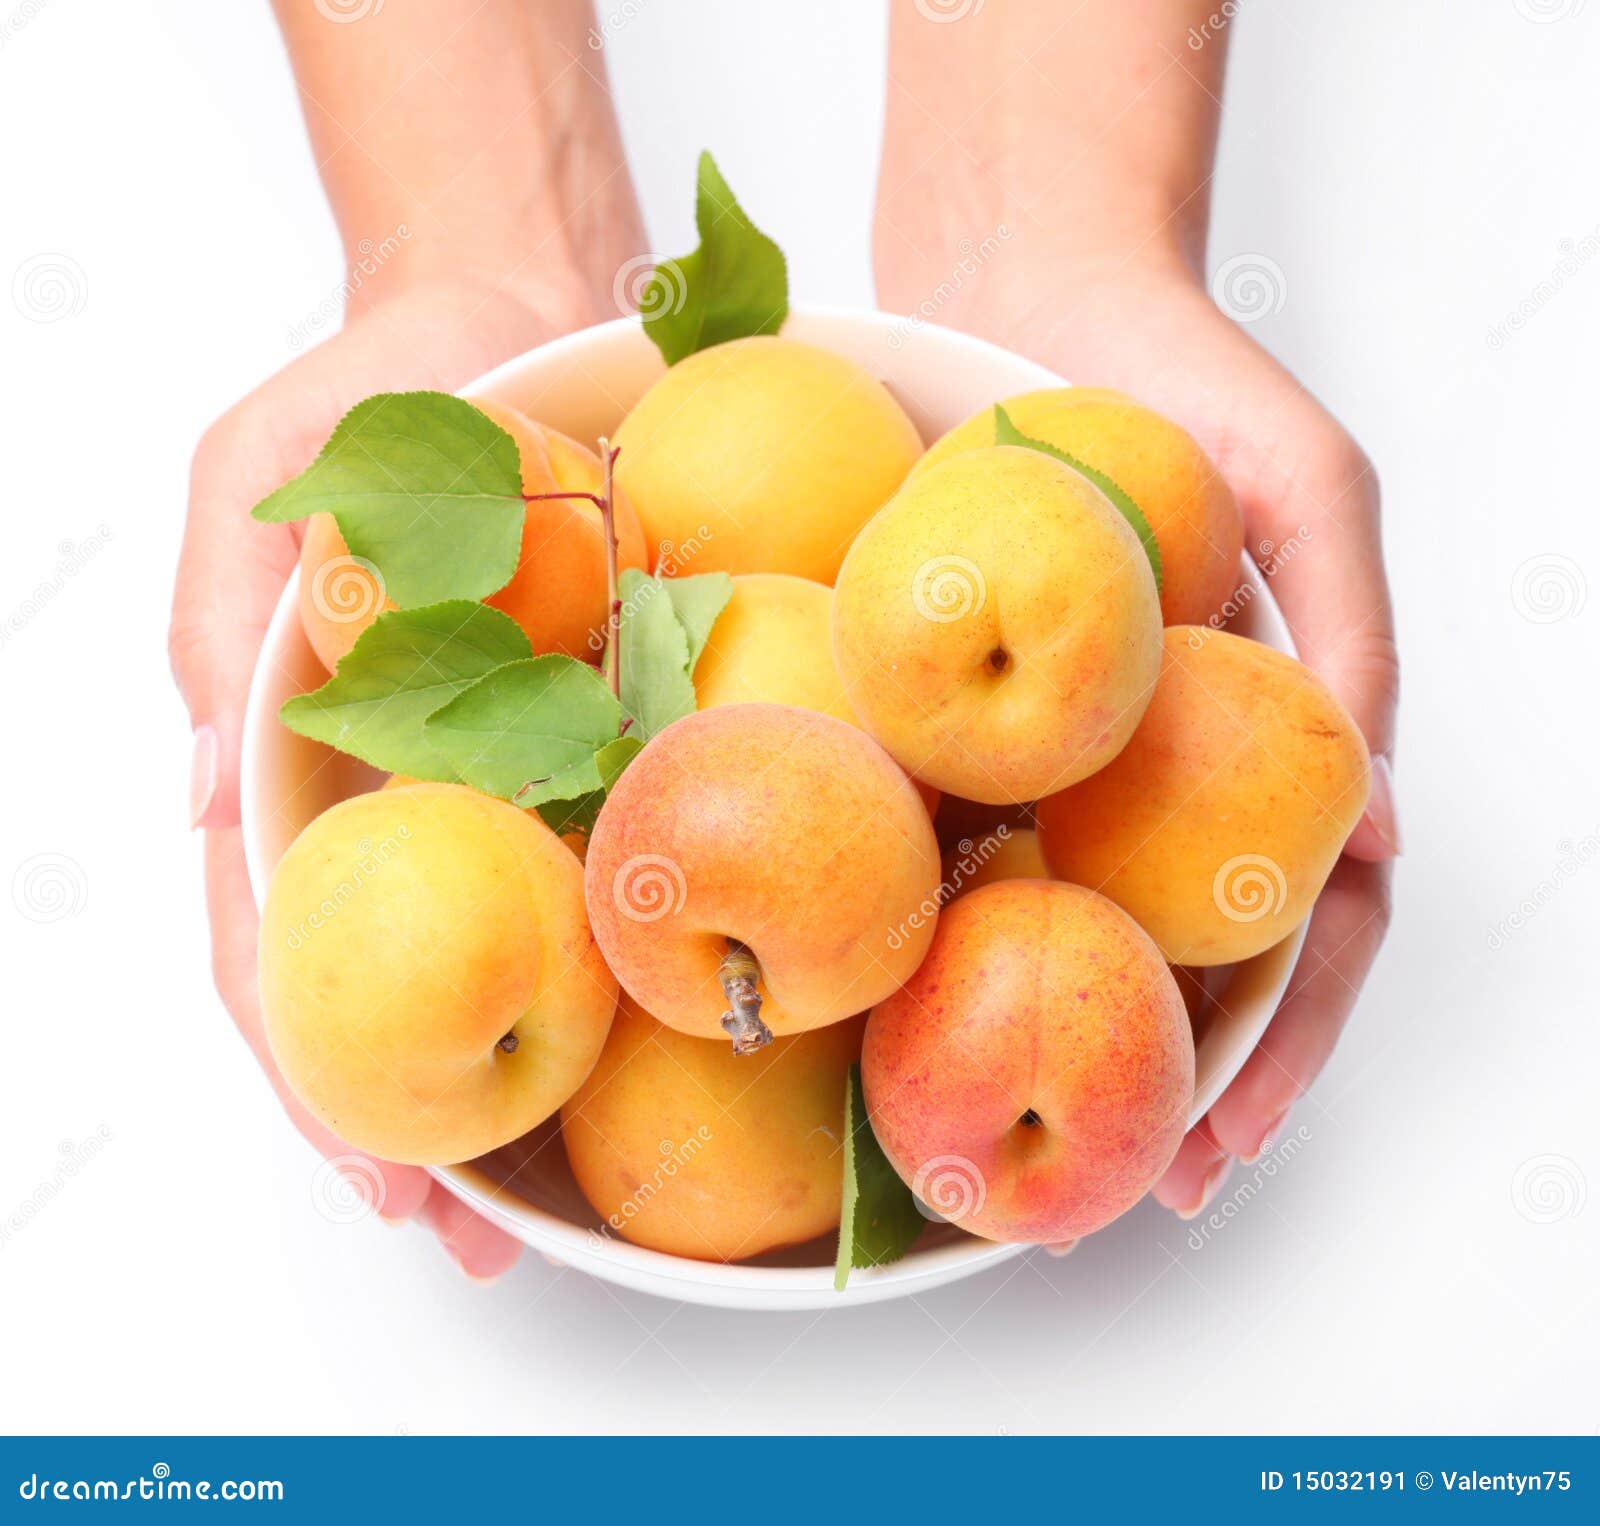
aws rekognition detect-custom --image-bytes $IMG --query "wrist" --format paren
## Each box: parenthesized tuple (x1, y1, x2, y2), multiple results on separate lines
(875, 180, 1203, 338)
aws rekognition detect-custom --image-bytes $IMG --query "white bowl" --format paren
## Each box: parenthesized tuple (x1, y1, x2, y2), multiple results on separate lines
(242, 306, 1304, 1311)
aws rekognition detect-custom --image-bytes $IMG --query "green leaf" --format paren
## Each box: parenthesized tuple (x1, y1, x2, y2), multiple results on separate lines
(530, 735, 643, 838)
(994, 404, 1163, 593)
(278, 602, 531, 779)
(422, 655, 625, 805)
(834, 1064, 924, 1292)
(253, 392, 528, 606)
(662, 571, 735, 672)
(617, 569, 734, 741)
(642, 151, 788, 365)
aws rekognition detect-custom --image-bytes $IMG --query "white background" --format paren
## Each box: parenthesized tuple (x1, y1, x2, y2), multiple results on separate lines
(3, 0, 1596, 1434)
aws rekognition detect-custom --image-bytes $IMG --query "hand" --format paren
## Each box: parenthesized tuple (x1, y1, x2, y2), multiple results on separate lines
(880, 259, 1401, 1226)
(171, 277, 606, 1281)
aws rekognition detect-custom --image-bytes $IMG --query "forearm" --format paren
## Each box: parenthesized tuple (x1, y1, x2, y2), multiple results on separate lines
(877, 0, 1227, 304)
(273, 0, 642, 319)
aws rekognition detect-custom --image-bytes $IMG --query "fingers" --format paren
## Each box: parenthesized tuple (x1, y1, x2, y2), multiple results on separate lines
(1343, 754, 1402, 862)
(1151, 1116, 1231, 1219)
(1205, 856, 1393, 1162)
(419, 1184, 524, 1282)
(207, 827, 525, 1269)
(172, 322, 428, 832)
(1234, 424, 1402, 859)
(205, 827, 434, 1222)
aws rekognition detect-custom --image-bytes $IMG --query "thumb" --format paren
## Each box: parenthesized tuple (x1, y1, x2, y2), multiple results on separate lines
(170, 410, 301, 830)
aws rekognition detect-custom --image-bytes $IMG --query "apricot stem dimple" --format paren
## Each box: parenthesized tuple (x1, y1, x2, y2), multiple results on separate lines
(1018, 1108, 1042, 1128)
(718, 939, 773, 1054)
(986, 646, 1010, 675)
(496, 1031, 520, 1055)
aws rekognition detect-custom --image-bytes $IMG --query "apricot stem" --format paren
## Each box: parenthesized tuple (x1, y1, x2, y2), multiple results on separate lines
(496, 1031, 520, 1055)
(522, 491, 604, 510)
(520, 448, 623, 706)
(598, 438, 622, 703)
(718, 940, 773, 1054)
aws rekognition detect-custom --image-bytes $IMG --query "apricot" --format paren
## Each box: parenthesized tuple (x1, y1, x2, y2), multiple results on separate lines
(562, 997, 862, 1261)
(382, 773, 588, 861)
(694, 573, 852, 718)
(832, 445, 1162, 804)
(1036, 627, 1370, 965)
(915, 386, 1244, 626)
(259, 783, 617, 1164)
(863, 880, 1193, 1243)
(613, 336, 922, 583)
(297, 401, 649, 672)
(584, 703, 942, 1043)
(694, 572, 938, 816)
(940, 826, 1050, 903)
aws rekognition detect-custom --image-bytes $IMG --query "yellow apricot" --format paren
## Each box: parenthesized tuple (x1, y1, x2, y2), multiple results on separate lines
(562, 997, 863, 1262)
(259, 783, 616, 1163)
(833, 446, 1162, 803)
(1036, 627, 1370, 965)
(614, 336, 922, 583)
(916, 387, 1244, 626)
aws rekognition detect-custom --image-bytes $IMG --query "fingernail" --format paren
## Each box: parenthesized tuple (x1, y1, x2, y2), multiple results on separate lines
(540, 1253, 567, 1269)
(1177, 1157, 1232, 1220)
(1241, 1106, 1291, 1166)
(1361, 753, 1402, 857)
(462, 1268, 504, 1286)
(1043, 1238, 1079, 1259)
(189, 724, 218, 829)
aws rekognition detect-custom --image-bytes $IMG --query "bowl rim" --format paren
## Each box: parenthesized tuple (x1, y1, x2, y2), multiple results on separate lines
(242, 305, 1305, 1309)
